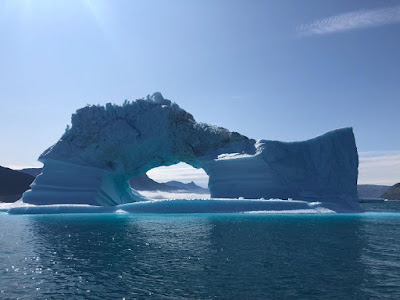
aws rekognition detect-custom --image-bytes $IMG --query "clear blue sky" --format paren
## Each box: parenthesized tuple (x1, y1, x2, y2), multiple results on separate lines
(0, 0, 399, 184)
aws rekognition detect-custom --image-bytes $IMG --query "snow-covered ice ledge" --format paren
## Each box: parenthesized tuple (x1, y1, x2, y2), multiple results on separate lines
(3, 198, 362, 215)
(18, 93, 361, 213)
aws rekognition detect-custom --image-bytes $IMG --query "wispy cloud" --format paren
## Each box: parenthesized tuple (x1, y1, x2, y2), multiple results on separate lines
(298, 5, 400, 37)
(359, 151, 400, 185)
(4, 162, 43, 170)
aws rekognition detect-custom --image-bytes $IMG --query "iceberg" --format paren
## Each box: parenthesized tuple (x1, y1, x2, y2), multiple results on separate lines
(19, 93, 360, 213)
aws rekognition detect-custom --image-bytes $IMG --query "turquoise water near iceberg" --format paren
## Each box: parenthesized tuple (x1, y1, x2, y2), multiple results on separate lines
(1, 202, 400, 299)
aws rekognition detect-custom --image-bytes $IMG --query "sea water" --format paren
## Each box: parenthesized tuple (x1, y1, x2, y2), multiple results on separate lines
(1, 202, 400, 299)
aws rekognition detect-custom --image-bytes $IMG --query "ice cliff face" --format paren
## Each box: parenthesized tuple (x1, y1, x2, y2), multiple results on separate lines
(202, 128, 359, 211)
(22, 93, 359, 211)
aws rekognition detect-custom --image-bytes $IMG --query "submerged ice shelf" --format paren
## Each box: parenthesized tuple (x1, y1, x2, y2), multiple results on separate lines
(19, 92, 360, 213)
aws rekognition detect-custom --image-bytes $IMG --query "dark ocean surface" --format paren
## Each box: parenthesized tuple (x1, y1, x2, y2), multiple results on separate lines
(1, 202, 400, 299)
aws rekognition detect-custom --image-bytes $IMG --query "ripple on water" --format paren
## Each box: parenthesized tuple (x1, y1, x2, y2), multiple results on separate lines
(0, 203, 399, 299)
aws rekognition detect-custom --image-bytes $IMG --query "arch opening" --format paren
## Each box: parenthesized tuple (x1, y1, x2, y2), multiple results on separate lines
(130, 162, 210, 200)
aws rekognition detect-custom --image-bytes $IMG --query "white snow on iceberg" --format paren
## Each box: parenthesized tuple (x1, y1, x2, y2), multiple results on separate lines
(5, 199, 346, 215)
(18, 93, 361, 213)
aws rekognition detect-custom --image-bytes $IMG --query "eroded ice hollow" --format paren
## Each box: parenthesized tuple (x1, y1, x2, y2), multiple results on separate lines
(20, 93, 360, 212)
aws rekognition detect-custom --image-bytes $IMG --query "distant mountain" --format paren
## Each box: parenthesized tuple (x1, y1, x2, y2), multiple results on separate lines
(165, 180, 209, 193)
(130, 174, 209, 193)
(130, 174, 177, 192)
(381, 183, 400, 200)
(0, 166, 35, 203)
(357, 184, 390, 199)
(19, 168, 42, 177)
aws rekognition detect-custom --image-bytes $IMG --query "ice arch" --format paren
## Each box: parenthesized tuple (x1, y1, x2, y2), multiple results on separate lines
(22, 93, 359, 210)
(22, 93, 254, 205)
